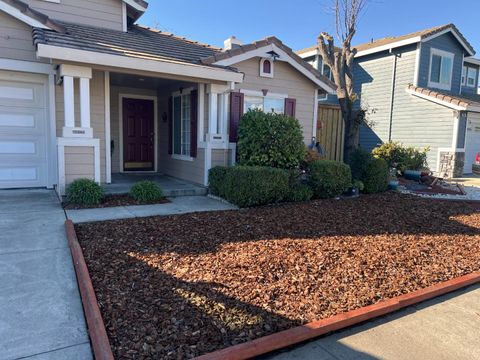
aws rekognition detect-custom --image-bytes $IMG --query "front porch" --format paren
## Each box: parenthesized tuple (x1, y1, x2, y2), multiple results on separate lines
(104, 173, 207, 197)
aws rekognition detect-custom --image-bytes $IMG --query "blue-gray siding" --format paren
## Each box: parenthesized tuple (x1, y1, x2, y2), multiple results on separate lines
(417, 33, 464, 95)
(355, 44, 455, 169)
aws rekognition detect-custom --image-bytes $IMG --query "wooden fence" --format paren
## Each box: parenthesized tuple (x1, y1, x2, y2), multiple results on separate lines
(316, 105, 344, 162)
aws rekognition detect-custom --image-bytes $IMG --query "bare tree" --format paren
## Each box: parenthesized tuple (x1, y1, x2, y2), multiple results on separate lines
(317, 0, 367, 161)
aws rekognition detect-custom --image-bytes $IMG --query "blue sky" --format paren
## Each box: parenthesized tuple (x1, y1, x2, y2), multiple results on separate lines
(140, 0, 480, 54)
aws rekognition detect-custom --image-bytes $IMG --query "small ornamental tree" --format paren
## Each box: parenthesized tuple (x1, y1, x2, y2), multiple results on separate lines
(237, 109, 306, 169)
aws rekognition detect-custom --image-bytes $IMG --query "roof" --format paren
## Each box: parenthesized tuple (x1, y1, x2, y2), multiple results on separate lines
(297, 24, 475, 58)
(1, 0, 65, 32)
(33, 22, 224, 66)
(201, 36, 336, 90)
(406, 84, 480, 112)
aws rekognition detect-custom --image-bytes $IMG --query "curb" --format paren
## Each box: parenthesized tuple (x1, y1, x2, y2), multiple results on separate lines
(65, 220, 114, 360)
(194, 271, 480, 360)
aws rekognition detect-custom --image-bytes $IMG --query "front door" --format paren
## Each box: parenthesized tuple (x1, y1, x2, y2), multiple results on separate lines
(123, 98, 155, 171)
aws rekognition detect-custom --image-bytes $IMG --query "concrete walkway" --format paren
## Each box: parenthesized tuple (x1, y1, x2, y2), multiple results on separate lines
(66, 195, 237, 223)
(265, 284, 480, 360)
(0, 189, 92, 360)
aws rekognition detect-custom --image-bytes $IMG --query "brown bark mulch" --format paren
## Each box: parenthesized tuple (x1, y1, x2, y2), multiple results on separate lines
(63, 194, 170, 210)
(75, 192, 480, 359)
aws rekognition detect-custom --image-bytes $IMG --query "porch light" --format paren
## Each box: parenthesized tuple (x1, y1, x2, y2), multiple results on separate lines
(267, 50, 280, 62)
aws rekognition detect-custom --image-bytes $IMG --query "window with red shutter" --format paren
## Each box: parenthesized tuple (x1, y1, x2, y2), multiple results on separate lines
(168, 96, 173, 155)
(229, 92, 244, 143)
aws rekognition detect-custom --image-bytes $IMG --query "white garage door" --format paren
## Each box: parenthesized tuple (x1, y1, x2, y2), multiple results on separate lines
(464, 114, 480, 174)
(0, 71, 49, 188)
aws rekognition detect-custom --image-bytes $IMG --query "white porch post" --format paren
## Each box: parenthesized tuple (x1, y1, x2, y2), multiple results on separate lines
(63, 75, 75, 128)
(105, 71, 112, 184)
(208, 91, 218, 134)
(80, 77, 91, 128)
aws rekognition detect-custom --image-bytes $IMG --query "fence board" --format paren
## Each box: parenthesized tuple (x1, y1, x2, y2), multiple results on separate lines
(316, 105, 344, 161)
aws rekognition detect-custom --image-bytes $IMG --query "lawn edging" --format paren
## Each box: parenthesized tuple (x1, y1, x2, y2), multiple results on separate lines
(194, 271, 480, 360)
(65, 220, 114, 360)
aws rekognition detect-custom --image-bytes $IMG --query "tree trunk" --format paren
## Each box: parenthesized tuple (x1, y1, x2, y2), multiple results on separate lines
(338, 97, 359, 162)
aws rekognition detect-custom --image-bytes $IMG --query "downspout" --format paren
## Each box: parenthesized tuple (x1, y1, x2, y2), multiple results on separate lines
(388, 49, 399, 142)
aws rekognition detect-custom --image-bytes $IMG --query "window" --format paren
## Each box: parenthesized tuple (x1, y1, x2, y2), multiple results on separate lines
(462, 66, 467, 85)
(172, 92, 191, 157)
(244, 96, 285, 114)
(467, 67, 478, 87)
(260, 58, 274, 78)
(428, 49, 454, 90)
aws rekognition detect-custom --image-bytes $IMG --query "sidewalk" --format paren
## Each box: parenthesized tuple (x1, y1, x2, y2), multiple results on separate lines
(265, 284, 480, 360)
(0, 190, 91, 360)
(66, 195, 237, 223)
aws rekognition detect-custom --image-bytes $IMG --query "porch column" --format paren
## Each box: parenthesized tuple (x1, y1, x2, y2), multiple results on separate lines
(208, 90, 218, 135)
(80, 77, 91, 128)
(63, 76, 75, 128)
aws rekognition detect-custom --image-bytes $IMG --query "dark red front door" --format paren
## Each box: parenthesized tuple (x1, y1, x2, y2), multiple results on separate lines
(123, 98, 155, 171)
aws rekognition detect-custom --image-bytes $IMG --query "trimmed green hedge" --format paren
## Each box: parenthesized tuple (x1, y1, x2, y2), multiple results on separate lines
(307, 160, 352, 199)
(130, 181, 164, 203)
(363, 158, 389, 194)
(237, 109, 306, 169)
(66, 178, 104, 205)
(209, 166, 290, 207)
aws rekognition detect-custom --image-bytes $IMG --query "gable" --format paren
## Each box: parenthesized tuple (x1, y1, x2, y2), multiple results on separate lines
(0, 10, 38, 62)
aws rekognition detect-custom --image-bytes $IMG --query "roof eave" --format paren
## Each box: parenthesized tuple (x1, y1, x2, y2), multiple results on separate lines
(36, 43, 244, 83)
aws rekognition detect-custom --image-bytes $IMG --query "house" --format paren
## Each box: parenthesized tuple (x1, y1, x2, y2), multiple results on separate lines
(0, 0, 335, 194)
(298, 24, 480, 177)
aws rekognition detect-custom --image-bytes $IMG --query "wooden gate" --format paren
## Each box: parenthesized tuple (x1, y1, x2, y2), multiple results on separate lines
(316, 105, 344, 162)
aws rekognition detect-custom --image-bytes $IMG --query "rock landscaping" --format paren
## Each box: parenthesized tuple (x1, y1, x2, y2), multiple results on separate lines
(75, 192, 480, 359)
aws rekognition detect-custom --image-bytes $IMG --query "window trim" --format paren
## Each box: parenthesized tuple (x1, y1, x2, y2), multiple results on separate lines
(240, 89, 288, 114)
(427, 48, 455, 91)
(466, 66, 478, 88)
(171, 87, 195, 161)
(259, 58, 274, 78)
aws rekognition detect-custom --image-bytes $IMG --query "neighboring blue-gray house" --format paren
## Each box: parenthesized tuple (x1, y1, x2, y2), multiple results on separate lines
(298, 24, 480, 177)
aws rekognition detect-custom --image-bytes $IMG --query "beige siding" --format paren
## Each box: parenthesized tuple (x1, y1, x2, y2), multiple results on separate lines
(25, 0, 123, 31)
(56, 70, 106, 182)
(0, 12, 45, 62)
(211, 149, 229, 167)
(64, 146, 94, 184)
(232, 58, 317, 143)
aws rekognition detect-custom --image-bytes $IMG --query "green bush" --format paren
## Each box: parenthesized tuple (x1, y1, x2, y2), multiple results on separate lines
(66, 178, 104, 205)
(286, 184, 313, 202)
(307, 160, 352, 199)
(349, 147, 373, 181)
(208, 166, 229, 196)
(363, 158, 389, 194)
(238, 109, 306, 169)
(372, 142, 429, 172)
(129, 181, 164, 203)
(208, 166, 290, 207)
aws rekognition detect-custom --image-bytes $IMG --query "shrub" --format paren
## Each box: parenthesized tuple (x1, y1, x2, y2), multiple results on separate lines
(208, 166, 229, 196)
(286, 184, 314, 202)
(307, 160, 352, 199)
(66, 178, 104, 205)
(130, 181, 164, 203)
(238, 109, 306, 169)
(353, 180, 365, 192)
(208, 166, 290, 207)
(348, 147, 373, 181)
(372, 142, 429, 173)
(363, 158, 389, 194)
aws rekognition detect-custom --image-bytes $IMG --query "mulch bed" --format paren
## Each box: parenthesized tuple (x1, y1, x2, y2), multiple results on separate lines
(75, 192, 480, 359)
(63, 194, 170, 210)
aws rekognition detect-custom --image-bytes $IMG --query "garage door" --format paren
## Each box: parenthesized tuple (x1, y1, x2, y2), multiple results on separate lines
(464, 115, 480, 174)
(0, 71, 49, 188)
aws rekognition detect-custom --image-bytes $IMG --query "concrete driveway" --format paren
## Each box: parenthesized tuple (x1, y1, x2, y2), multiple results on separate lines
(0, 190, 91, 360)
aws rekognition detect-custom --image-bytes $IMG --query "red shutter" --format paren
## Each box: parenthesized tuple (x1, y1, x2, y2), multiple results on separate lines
(190, 90, 198, 158)
(168, 96, 173, 155)
(229, 92, 244, 143)
(284, 98, 296, 117)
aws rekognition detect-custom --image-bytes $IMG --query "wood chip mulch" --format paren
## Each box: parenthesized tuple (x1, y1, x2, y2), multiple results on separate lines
(63, 194, 169, 210)
(75, 192, 480, 359)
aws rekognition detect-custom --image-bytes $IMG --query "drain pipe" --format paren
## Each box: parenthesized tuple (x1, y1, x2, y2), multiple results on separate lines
(388, 49, 400, 142)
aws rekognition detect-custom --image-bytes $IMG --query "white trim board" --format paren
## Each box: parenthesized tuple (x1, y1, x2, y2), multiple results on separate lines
(36, 44, 244, 83)
(118, 93, 158, 173)
(123, 0, 147, 12)
(104, 72, 111, 183)
(213, 44, 336, 94)
(0, 1, 53, 30)
(0, 59, 56, 75)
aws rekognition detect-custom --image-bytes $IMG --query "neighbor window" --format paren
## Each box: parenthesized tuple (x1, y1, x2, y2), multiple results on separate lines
(467, 67, 478, 87)
(244, 96, 285, 114)
(428, 49, 454, 90)
(172, 92, 191, 157)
